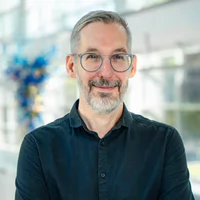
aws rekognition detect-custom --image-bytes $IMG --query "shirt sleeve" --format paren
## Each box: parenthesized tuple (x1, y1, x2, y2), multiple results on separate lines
(159, 128, 195, 200)
(15, 133, 50, 200)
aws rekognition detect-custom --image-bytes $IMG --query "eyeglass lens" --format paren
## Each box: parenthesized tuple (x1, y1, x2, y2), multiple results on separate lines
(80, 53, 132, 72)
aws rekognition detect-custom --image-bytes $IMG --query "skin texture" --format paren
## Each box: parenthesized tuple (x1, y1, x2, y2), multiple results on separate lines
(66, 22, 137, 138)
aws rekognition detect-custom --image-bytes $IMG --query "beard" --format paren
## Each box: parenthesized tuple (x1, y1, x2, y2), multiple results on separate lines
(76, 73, 128, 114)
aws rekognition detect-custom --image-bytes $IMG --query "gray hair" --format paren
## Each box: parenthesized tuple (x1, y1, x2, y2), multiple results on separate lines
(70, 10, 132, 53)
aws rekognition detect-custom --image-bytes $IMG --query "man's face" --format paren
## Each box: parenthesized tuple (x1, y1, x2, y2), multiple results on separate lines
(68, 22, 136, 114)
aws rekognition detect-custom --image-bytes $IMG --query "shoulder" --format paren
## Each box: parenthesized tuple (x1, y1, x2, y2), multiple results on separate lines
(129, 112, 181, 141)
(132, 113, 173, 129)
(25, 113, 71, 143)
(127, 113, 185, 155)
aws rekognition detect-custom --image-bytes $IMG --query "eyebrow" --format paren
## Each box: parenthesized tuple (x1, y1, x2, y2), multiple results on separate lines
(85, 48, 99, 53)
(112, 48, 127, 53)
(85, 47, 128, 54)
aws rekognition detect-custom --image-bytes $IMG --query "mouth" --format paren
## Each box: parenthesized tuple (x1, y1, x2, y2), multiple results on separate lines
(89, 79, 121, 93)
(93, 85, 117, 92)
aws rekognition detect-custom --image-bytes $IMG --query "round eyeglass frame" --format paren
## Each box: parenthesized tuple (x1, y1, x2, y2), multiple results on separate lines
(72, 53, 134, 73)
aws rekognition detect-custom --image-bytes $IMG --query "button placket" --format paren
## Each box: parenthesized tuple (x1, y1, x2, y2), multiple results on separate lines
(98, 139, 109, 200)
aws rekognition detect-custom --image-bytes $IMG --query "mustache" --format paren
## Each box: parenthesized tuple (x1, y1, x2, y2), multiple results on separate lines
(89, 79, 122, 87)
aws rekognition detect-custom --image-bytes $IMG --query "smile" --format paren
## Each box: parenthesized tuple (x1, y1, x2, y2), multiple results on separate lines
(93, 85, 117, 92)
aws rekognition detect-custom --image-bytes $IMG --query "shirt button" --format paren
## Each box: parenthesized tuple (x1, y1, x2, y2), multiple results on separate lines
(101, 140, 107, 146)
(100, 172, 106, 178)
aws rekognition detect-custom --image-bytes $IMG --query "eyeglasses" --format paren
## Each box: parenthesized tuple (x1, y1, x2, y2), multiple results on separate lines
(73, 53, 134, 72)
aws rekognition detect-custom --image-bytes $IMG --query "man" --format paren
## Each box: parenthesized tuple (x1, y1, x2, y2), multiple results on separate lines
(15, 10, 194, 200)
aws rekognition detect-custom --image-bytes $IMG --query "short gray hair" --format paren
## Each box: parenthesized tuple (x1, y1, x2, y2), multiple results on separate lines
(70, 10, 132, 53)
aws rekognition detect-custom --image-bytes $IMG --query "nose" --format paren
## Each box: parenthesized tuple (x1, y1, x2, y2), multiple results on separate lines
(97, 57, 113, 78)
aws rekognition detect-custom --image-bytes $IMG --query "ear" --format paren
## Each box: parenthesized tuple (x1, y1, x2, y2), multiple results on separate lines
(129, 54, 137, 78)
(66, 54, 77, 79)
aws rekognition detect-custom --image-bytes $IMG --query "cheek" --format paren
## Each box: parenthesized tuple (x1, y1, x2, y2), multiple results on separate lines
(78, 72, 95, 85)
(84, 72, 98, 81)
(119, 74, 129, 83)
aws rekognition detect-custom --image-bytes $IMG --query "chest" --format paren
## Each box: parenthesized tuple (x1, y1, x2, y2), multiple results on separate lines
(41, 134, 165, 200)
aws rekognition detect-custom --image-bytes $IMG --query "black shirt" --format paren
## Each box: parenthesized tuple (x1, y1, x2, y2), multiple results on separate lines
(15, 100, 194, 200)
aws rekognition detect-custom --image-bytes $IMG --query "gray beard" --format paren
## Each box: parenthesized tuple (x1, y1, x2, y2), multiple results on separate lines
(77, 75, 128, 114)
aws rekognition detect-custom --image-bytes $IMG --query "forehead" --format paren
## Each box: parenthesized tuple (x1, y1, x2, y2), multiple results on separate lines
(78, 22, 128, 53)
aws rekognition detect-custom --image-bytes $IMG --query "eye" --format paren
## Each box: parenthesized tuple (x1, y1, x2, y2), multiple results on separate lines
(86, 54, 100, 60)
(112, 54, 125, 60)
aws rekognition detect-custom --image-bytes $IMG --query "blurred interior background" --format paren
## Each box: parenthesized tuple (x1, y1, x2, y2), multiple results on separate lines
(0, 0, 200, 199)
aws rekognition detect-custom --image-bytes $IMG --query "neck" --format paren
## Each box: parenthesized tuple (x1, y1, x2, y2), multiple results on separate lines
(78, 98, 123, 139)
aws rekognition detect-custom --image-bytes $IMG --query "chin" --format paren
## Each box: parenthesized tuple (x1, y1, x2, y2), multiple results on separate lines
(89, 95, 122, 114)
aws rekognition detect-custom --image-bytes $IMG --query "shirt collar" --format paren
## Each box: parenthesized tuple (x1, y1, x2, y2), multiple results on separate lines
(69, 99, 133, 129)
(69, 99, 86, 128)
(114, 103, 133, 129)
